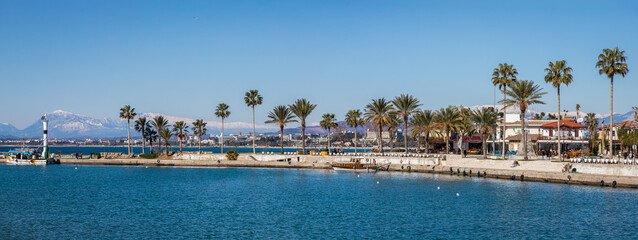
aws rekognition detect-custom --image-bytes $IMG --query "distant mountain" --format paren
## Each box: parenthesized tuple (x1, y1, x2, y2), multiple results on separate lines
(0, 110, 275, 139)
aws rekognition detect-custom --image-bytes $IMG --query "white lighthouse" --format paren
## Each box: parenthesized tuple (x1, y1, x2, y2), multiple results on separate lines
(41, 114, 49, 160)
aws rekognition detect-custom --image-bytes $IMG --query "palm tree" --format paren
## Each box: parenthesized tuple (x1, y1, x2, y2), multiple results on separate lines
(501, 80, 547, 159)
(391, 94, 422, 152)
(289, 99, 317, 154)
(265, 105, 297, 154)
(119, 105, 137, 155)
(320, 113, 338, 153)
(364, 98, 395, 153)
(191, 119, 207, 154)
(151, 115, 169, 155)
(584, 112, 599, 153)
(576, 104, 581, 122)
(435, 106, 462, 154)
(159, 128, 174, 155)
(134, 117, 149, 154)
(544, 60, 573, 160)
(244, 90, 263, 154)
(492, 63, 518, 159)
(386, 114, 400, 151)
(345, 110, 364, 153)
(471, 107, 499, 158)
(410, 110, 436, 153)
(172, 121, 189, 153)
(215, 103, 231, 154)
(596, 47, 629, 158)
(146, 128, 158, 154)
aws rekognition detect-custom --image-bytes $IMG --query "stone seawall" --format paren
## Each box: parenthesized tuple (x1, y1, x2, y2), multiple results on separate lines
(58, 154, 638, 189)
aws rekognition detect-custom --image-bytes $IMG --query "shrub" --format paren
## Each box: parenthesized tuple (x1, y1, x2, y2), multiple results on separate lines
(139, 153, 158, 159)
(226, 149, 239, 160)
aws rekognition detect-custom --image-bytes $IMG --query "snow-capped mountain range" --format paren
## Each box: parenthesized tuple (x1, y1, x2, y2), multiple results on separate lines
(0, 108, 635, 139)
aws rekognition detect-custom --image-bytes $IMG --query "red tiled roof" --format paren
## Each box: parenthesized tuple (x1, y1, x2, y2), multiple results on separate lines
(540, 120, 586, 129)
(599, 120, 638, 129)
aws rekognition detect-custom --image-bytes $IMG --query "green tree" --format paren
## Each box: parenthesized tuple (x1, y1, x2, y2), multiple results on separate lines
(134, 117, 149, 154)
(265, 105, 297, 154)
(172, 121, 189, 153)
(410, 110, 437, 153)
(596, 47, 629, 158)
(471, 107, 499, 158)
(146, 128, 158, 154)
(191, 119, 207, 154)
(584, 112, 599, 153)
(119, 105, 137, 155)
(244, 90, 263, 154)
(391, 94, 422, 152)
(544, 60, 573, 159)
(159, 128, 174, 155)
(435, 106, 462, 154)
(345, 109, 364, 153)
(151, 115, 169, 155)
(492, 63, 518, 159)
(501, 80, 547, 159)
(364, 98, 395, 153)
(289, 99, 317, 154)
(386, 113, 400, 151)
(320, 113, 338, 153)
(215, 103, 231, 154)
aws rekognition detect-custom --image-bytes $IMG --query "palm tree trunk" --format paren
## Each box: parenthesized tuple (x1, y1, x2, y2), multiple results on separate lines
(252, 106, 256, 154)
(610, 77, 614, 159)
(221, 118, 225, 154)
(328, 128, 331, 153)
(403, 116, 408, 152)
(142, 132, 146, 155)
(198, 134, 202, 154)
(179, 136, 183, 153)
(354, 126, 358, 153)
(425, 132, 430, 154)
(557, 86, 561, 160)
(502, 91, 506, 159)
(445, 129, 450, 154)
(127, 120, 131, 155)
(521, 111, 528, 159)
(280, 126, 284, 154)
(302, 122, 306, 154)
(157, 130, 162, 156)
(482, 131, 487, 159)
(378, 125, 383, 153)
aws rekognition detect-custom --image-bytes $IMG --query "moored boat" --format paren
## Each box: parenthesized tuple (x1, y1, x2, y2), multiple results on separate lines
(332, 157, 378, 173)
(4, 148, 49, 165)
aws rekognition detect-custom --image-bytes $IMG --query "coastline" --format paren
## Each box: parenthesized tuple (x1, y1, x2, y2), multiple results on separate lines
(57, 154, 638, 189)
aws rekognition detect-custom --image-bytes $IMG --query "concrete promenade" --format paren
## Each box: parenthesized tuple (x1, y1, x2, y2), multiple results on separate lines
(58, 153, 638, 189)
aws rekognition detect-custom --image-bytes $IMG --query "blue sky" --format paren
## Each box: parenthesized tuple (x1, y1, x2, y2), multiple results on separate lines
(1, 0, 636, 129)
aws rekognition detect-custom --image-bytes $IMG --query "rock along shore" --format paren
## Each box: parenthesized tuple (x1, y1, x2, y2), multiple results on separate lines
(58, 153, 638, 189)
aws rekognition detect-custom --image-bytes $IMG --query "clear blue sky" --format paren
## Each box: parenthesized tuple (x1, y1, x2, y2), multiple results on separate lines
(1, 0, 636, 129)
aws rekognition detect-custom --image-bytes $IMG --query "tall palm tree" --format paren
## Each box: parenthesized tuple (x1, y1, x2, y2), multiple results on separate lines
(492, 63, 518, 159)
(146, 128, 158, 154)
(386, 114, 400, 151)
(435, 106, 462, 154)
(289, 99, 317, 154)
(471, 107, 499, 158)
(584, 112, 599, 153)
(544, 60, 573, 160)
(501, 80, 547, 159)
(172, 121, 189, 153)
(345, 109, 364, 153)
(596, 47, 629, 158)
(159, 128, 174, 155)
(134, 117, 149, 154)
(265, 105, 297, 154)
(215, 103, 231, 154)
(191, 119, 207, 154)
(391, 94, 422, 152)
(151, 115, 169, 155)
(576, 104, 581, 122)
(410, 110, 436, 153)
(244, 90, 263, 154)
(364, 98, 395, 153)
(119, 105, 137, 155)
(320, 113, 338, 153)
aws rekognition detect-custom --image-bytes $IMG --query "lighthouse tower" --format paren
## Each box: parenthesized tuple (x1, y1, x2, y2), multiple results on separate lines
(41, 114, 49, 160)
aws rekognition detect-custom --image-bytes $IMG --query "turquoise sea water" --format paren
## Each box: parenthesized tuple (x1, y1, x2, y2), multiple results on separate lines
(1, 165, 637, 239)
(0, 146, 371, 155)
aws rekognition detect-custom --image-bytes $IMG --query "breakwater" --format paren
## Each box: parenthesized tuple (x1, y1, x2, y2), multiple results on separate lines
(58, 153, 638, 189)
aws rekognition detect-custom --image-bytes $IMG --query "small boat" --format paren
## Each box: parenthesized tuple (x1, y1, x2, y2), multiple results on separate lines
(4, 148, 49, 165)
(332, 157, 378, 173)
